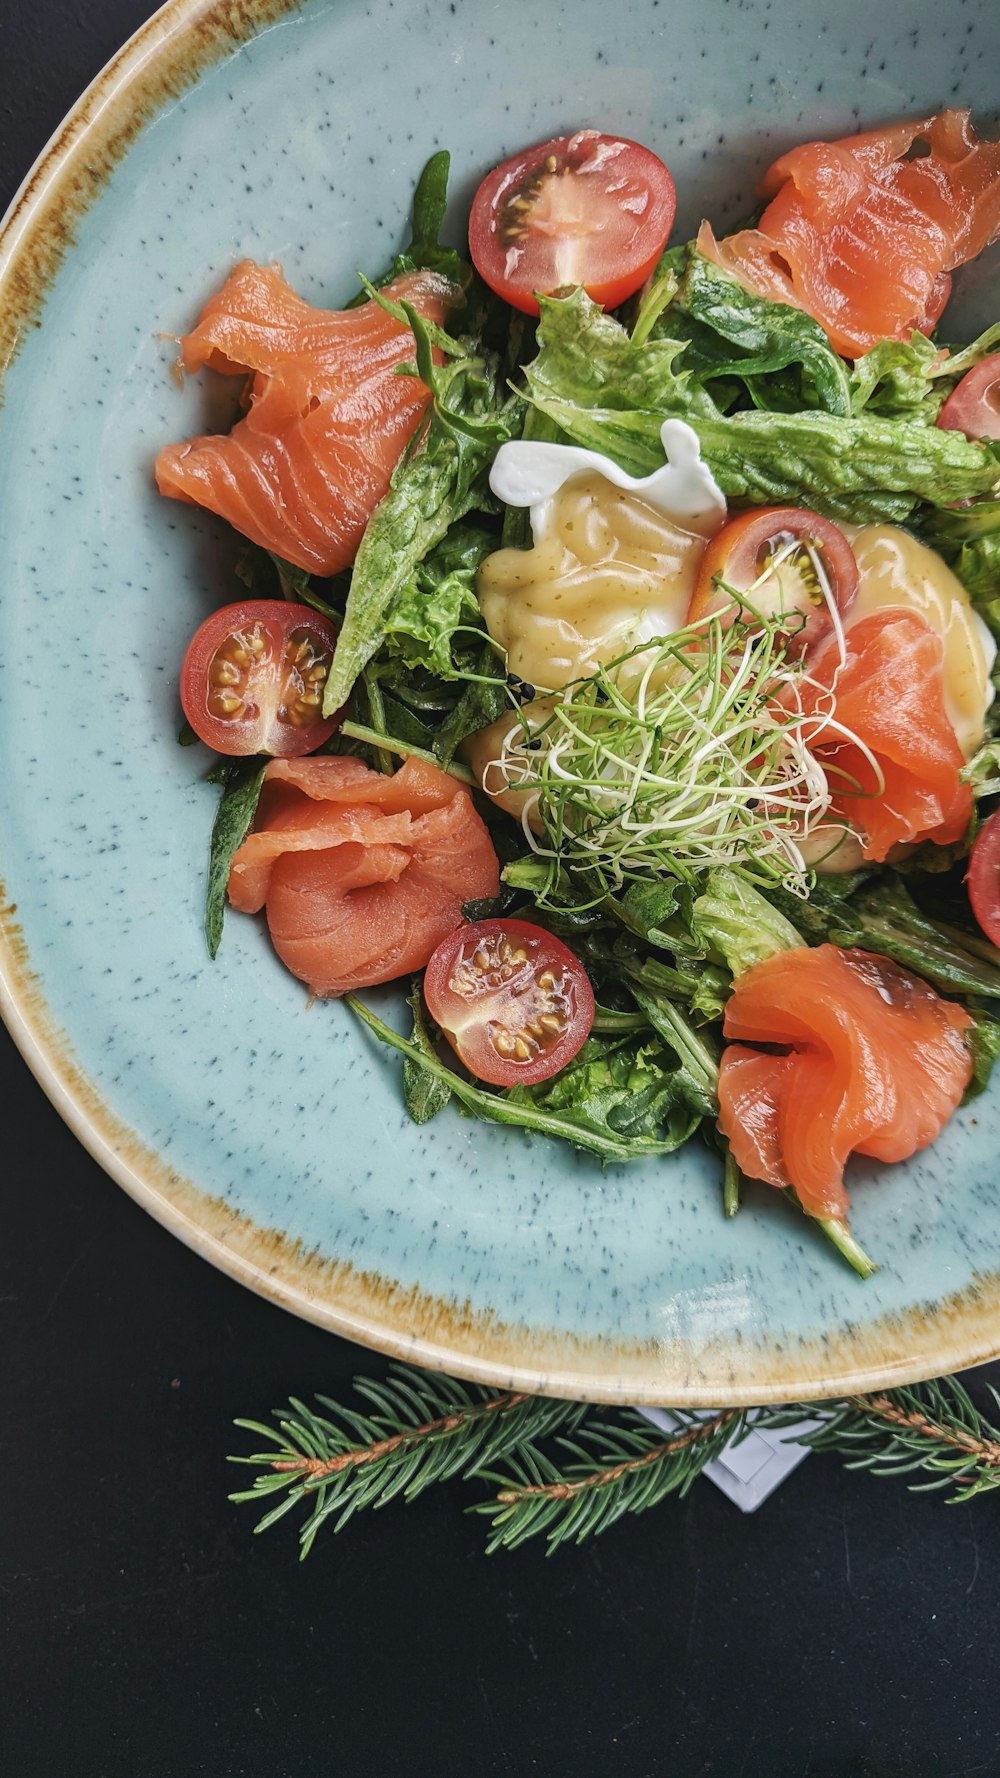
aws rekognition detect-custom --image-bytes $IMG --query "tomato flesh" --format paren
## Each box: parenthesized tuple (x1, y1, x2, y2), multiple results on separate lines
(180, 600, 343, 756)
(968, 808, 1000, 948)
(687, 506, 859, 653)
(469, 131, 676, 316)
(937, 353, 1000, 441)
(424, 918, 595, 1086)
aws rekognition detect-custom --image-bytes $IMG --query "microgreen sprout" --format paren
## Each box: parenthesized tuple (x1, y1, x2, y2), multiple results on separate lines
(484, 594, 880, 898)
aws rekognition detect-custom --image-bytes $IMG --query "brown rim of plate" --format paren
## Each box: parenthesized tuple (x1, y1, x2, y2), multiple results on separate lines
(2, 0, 1000, 1407)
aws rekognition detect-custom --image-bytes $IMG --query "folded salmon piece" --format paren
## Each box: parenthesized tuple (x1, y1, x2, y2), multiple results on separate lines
(228, 755, 499, 997)
(801, 610, 972, 863)
(718, 945, 973, 1220)
(699, 109, 1000, 357)
(155, 265, 457, 574)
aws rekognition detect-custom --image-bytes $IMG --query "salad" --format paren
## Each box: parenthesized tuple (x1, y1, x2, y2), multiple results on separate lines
(157, 119, 1000, 1276)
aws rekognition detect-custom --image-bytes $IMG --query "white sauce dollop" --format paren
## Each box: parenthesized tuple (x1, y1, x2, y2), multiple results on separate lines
(488, 418, 727, 540)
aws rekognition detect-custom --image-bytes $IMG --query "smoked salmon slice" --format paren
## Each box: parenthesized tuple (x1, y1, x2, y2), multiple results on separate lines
(718, 945, 973, 1220)
(698, 110, 1000, 357)
(155, 265, 457, 576)
(801, 610, 972, 862)
(228, 755, 499, 996)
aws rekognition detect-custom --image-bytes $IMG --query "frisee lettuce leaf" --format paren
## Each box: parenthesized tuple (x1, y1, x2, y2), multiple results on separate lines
(382, 525, 494, 678)
(848, 334, 946, 424)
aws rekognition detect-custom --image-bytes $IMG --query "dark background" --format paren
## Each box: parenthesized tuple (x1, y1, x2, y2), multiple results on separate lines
(3, 6, 1000, 1775)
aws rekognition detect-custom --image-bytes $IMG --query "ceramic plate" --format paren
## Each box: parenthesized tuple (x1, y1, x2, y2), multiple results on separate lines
(3, 0, 1000, 1405)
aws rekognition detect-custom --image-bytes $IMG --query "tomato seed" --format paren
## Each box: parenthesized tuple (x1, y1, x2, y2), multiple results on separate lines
(208, 690, 243, 718)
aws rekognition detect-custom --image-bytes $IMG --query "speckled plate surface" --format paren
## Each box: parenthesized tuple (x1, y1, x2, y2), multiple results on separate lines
(2, 0, 1000, 1405)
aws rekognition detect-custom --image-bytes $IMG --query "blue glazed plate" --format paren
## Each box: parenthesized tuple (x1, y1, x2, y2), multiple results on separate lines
(2, 0, 999, 1405)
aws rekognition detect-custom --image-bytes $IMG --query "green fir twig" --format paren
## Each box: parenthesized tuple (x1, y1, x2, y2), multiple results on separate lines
(229, 1365, 1000, 1558)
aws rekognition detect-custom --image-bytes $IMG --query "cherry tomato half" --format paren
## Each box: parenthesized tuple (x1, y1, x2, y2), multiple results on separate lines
(937, 353, 1000, 442)
(424, 918, 595, 1087)
(468, 130, 677, 316)
(687, 506, 860, 653)
(180, 600, 343, 756)
(967, 807, 1000, 948)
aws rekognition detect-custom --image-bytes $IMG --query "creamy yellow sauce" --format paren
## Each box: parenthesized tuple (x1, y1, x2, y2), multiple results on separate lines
(477, 472, 707, 691)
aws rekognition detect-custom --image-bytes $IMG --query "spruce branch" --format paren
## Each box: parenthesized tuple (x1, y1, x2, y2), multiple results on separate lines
(228, 1364, 587, 1557)
(230, 1368, 1000, 1558)
(471, 1409, 743, 1552)
(762, 1377, 1000, 1502)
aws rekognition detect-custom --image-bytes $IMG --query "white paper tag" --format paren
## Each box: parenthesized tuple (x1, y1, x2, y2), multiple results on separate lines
(637, 1407, 821, 1513)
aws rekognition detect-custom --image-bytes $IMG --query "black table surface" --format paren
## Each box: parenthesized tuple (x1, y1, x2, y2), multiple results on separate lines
(4, 8, 1000, 1775)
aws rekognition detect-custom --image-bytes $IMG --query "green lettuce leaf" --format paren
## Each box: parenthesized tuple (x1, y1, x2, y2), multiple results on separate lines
(525, 290, 1000, 523)
(382, 524, 494, 677)
(848, 333, 946, 424)
(691, 868, 804, 976)
(324, 334, 518, 715)
(670, 249, 852, 418)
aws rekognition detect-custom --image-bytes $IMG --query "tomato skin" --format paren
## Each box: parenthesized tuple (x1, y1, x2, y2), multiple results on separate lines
(180, 601, 343, 757)
(468, 131, 676, 316)
(687, 506, 859, 652)
(424, 918, 595, 1087)
(937, 353, 1000, 441)
(968, 808, 1000, 948)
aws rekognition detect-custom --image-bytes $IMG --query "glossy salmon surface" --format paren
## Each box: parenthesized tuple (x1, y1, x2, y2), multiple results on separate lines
(228, 755, 499, 996)
(156, 265, 456, 575)
(803, 610, 972, 862)
(699, 110, 1000, 357)
(718, 945, 974, 1220)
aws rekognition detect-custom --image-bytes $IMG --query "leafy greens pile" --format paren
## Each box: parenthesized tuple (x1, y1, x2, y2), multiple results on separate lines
(202, 153, 1000, 1271)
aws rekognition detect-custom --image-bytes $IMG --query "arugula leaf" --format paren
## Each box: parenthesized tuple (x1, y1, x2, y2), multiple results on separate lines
(204, 759, 266, 959)
(820, 877, 1000, 1000)
(965, 1004, 1000, 1100)
(620, 984, 719, 1118)
(351, 150, 468, 298)
(402, 982, 452, 1124)
(347, 997, 701, 1160)
(509, 1034, 706, 1145)
(433, 638, 509, 766)
(235, 544, 341, 619)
